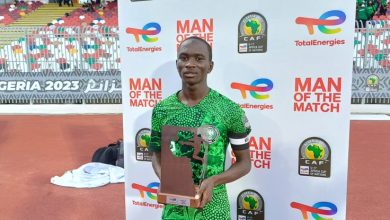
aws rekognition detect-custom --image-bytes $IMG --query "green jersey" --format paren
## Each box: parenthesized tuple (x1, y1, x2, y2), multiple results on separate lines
(149, 89, 251, 220)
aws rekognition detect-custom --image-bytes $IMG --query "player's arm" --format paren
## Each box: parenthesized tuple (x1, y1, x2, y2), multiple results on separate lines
(198, 134, 251, 207)
(198, 108, 252, 207)
(209, 148, 251, 185)
(197, 148, 251, 207)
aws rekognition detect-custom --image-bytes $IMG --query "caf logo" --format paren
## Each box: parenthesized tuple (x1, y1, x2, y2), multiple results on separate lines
(366, 74, 380, 92)
(237, 189, 264, 220)
(238, 12, 268, 53)
(298, 137, 331, 178)
(135, 128, 152, 162)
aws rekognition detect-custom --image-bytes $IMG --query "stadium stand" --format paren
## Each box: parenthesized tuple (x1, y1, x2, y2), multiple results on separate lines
(54, 1, 118, 27)
(353, 1, 390, 68)
(10, 3, 79, 27)
(356, 0, 389, 27)
(0, 1, 43, 26)
(0, 1, 119, 72)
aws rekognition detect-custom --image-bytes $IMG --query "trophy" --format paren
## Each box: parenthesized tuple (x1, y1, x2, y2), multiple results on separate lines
(157, 125, 219, 208)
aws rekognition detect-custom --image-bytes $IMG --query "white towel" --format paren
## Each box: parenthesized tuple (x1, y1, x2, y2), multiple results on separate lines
(50, 162, 125, 188)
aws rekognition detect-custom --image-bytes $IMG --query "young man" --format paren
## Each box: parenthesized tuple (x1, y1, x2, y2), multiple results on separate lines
(149, 37, 251, 220)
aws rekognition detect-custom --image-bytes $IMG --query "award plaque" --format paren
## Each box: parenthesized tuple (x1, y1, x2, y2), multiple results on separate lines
(157, 125, 219, 208)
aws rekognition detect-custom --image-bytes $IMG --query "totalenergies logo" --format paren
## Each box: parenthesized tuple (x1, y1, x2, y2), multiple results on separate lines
(295, 10, 346, 35)
(126, 22, 161, 43)
(131, 182, 160, 200)
(291, 201, 338, 220)
(231, 78, 273, 99)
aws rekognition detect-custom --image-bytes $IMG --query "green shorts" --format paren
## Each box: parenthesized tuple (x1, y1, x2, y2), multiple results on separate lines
(161, 185, 230, 220)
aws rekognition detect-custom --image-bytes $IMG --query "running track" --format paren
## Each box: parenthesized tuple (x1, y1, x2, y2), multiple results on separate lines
(0, 115, 388, 220)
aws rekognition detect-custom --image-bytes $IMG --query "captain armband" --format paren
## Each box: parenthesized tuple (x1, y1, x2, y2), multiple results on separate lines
(229, 134, 250, 151)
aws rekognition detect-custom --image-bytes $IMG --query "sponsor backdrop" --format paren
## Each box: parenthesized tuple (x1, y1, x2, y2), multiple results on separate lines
(118, 0, 355, 219)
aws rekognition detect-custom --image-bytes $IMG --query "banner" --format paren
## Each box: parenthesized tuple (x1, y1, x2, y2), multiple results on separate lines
(119, 0, 355, 219)
(0, 70, 121, 104)
(352, 68, 390, 98)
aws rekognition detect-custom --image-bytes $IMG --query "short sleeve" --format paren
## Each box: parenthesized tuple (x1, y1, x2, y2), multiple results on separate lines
(148, 106, 163, 152)
(227, 107, 251, 151)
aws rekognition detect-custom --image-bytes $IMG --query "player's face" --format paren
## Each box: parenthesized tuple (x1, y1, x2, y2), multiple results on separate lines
(176, 39, 213, 87)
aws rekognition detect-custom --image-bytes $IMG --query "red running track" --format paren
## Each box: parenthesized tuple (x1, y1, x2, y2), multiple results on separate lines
(0, 115, 388, 220)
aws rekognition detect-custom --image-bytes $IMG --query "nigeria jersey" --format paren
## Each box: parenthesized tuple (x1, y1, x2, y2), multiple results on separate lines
(149, 89, 251, 220)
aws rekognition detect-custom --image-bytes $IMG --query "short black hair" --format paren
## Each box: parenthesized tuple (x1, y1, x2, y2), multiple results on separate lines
(178, 36, 212, 61)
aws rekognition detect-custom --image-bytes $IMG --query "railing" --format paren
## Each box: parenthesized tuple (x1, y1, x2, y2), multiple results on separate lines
(0, 26, 120, 73)
(0, 26, 121, 104)
(354, 20, 390, 69)
(352, 20, 390, 105)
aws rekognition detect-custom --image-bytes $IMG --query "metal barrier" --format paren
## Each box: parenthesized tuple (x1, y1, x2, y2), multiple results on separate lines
(0, 26, 120, 73)
(354, 20, 390, 69)
(352, 20, 390, 105)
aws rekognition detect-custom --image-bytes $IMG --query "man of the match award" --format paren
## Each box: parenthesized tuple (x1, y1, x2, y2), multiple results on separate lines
(157, 125, 218, 208)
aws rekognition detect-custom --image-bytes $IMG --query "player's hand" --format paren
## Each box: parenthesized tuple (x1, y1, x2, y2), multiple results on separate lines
(196, 177, 215, 208)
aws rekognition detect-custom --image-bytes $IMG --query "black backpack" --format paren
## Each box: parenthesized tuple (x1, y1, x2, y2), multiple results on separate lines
(91, 140, 123, 167)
